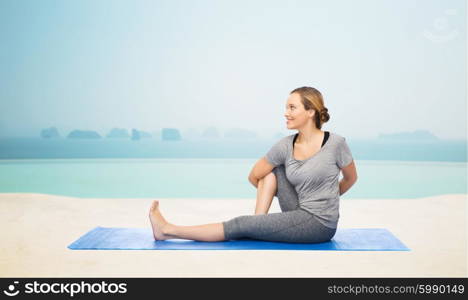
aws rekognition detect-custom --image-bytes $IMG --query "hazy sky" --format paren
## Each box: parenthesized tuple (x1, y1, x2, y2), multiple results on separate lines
(0, 0, 466, 139)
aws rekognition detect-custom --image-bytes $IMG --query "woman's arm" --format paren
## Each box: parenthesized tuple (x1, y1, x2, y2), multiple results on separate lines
(248, 175, 259, 188)
(339, 178, 356, 196)
(339, 160, 358, 195)
(248, 157, 275, 189)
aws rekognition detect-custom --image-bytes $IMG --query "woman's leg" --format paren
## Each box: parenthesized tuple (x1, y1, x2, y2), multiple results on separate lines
(149, 200, 336, 243)
(254, 172, 277, 215)
(223, 209, 336, 243)
(149, 200, 225, 242)
(148, 165, 324, 243)
(223, 165, 336, 243)
(254, 165, 302, 214)
(161, 170, 283, 241)
(272, 165, 301, 212)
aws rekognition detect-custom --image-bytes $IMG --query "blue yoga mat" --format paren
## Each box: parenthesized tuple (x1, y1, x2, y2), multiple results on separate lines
(68, 226, 410, 251)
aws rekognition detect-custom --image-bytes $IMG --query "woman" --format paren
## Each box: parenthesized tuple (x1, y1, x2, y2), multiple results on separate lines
(149, 86, 358, 243)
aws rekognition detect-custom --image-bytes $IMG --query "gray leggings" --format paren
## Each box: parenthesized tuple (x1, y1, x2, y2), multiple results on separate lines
(222, 165, 337, 243)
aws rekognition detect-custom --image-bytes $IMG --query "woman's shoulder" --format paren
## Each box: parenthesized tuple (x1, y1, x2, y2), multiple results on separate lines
(327, 132, 349, 148)
(268, 134, 295, 150)
(328, 131, 346, 141)
(274, 133, 296, 143)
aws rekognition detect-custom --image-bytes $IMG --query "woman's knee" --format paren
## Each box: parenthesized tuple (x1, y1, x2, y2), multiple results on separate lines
(223, 215, 258, 240)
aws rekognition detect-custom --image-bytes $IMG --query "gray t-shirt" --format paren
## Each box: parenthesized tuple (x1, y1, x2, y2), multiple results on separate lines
(265, 132, 354, 229)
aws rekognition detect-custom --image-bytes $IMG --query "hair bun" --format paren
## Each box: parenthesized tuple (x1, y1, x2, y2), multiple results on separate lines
(320, 108, 330, 123)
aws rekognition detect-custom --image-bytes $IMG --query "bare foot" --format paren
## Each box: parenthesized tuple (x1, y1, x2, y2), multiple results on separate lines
(148, 200, 171, 240)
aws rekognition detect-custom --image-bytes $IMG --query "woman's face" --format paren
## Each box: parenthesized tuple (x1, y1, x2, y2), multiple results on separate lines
(284, 93, 315, 130)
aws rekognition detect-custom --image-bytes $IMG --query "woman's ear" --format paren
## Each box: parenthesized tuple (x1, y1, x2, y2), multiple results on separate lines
(309, 109, 315, 119)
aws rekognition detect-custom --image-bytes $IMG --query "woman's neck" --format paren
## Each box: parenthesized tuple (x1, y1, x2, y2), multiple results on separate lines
(296, 128, 323, 144)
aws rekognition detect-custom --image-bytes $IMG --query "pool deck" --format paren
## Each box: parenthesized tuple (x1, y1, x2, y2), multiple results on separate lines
(0, 193, 466, 277)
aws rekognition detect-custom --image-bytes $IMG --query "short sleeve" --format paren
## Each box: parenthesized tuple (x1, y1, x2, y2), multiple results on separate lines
(265, 137, 289, 167)
(336, 137, 353, 169)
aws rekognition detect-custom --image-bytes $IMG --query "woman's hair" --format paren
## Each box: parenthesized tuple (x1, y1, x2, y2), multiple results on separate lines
(290, 86, 330, 129)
